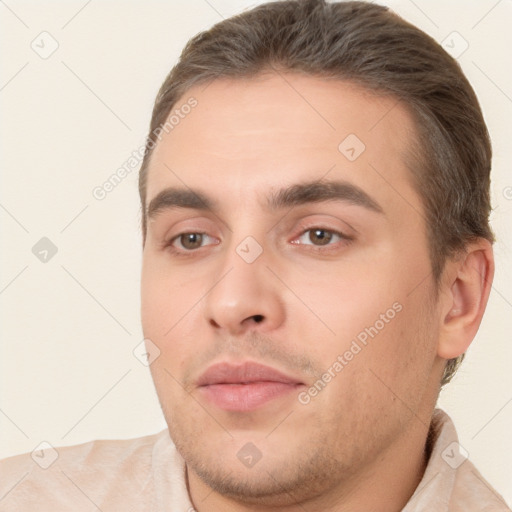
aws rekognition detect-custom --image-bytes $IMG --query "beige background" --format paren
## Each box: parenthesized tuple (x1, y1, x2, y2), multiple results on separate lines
(1, 0, 511, 505)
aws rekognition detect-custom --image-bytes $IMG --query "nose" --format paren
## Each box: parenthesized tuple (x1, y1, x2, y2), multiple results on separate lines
(202, 239, 286, 337)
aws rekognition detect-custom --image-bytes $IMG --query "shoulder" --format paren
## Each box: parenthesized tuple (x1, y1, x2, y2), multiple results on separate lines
(429, 409, 511, 511)
(450, 458, 511, 511)
(404, 409, 511, 511)
(0, 429, 176, 511)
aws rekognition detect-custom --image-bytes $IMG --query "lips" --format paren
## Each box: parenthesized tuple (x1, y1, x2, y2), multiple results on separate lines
(196, 361, 304, 411)
(197, 361, 303, 386)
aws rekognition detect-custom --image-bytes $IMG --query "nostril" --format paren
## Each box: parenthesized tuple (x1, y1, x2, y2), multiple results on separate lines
(252, 315, 264, 323)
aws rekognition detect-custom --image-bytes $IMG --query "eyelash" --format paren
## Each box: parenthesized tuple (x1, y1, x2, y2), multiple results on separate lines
(163, 227, 353, 256)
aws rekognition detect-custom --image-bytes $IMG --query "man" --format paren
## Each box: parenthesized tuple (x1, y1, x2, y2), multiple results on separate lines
(1, 0, 510, 510)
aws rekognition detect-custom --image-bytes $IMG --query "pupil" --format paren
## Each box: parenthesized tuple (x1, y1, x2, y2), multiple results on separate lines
(312, 229, 331, 245)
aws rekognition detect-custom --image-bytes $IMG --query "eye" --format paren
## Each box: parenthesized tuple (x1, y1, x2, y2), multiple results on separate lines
(292, 227, 350, 248)
(166, 232, 218, 252)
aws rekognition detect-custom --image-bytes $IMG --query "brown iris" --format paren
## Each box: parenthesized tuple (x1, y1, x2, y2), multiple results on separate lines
(308, 229, 333, 246)
(180, 233, 204, 250)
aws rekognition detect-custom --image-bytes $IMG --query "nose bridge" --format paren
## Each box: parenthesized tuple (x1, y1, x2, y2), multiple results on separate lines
(212, 231, 268, 308)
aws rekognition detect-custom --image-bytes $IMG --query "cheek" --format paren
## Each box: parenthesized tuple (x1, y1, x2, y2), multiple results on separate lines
(141, 253, 194, 329)
(282, 260, 402, 360)
(347, 293, 437, 410)
(302, 303, 437, 442)
(292, 266, 436, 409)
(301, 233, 432, 363)
(141, 257, 202, 371)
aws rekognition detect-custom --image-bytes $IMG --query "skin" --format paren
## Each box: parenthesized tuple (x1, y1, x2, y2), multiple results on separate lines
(140, 73, 494, 511)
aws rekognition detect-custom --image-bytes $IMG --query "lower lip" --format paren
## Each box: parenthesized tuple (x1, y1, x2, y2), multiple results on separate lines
(199, 382, 302, 411)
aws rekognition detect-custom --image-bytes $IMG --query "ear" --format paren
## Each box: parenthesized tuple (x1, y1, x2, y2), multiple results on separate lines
(437, 239, 494, 360)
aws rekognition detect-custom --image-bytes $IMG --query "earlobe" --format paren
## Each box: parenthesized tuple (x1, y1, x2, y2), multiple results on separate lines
(437, 239, 494, 360)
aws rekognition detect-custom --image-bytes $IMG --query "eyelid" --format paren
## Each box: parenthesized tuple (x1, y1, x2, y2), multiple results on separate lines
(282, 212, 357, 238)
(159, 217, 220, 251)
(291, 215, 354, 237)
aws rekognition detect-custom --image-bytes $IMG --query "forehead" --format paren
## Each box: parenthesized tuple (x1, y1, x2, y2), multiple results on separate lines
(145, 73, 422, 221)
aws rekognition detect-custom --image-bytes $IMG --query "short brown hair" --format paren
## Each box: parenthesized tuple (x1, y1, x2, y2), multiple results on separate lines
(138, 0, 494, 385)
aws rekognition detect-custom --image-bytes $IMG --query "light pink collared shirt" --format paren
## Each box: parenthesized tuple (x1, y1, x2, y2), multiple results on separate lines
(0, 408, 509, 511)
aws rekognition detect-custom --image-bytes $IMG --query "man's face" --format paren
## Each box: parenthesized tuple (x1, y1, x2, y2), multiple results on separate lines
(141, 74, 444, 503)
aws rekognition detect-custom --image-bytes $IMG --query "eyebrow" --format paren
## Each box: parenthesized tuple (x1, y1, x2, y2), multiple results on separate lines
(268, 179, 384, 214)
(146, 179, 384, 220)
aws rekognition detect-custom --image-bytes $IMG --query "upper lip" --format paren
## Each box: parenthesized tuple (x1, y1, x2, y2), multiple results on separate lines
(196, 361, 304, 387)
